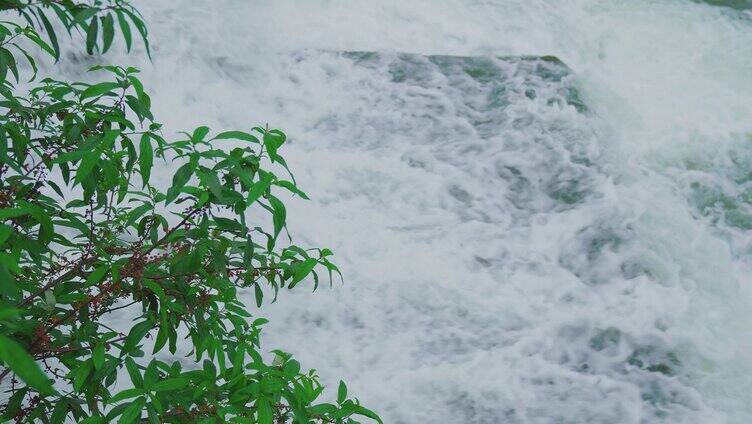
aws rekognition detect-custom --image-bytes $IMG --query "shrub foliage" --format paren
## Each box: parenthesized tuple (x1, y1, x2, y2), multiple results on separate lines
(0, 2, 380, 423)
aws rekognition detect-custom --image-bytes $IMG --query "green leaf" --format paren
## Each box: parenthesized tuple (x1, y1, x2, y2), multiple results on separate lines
(284, 359, 301, 377)
(73, 360, 92, 392)
(151, 377, 188, 392)
(165, 162, 193, 205)
(213, 131, 260, 144)
(44, 290, 56, 308)
(126, 203, 153, 228)
(93, 343, 105, 370)
(214, 216, 243, 232)
(0, 48, 18, 82)
(122, 9, 151, 58)
(0, 252, 21, 274)
(198, 168, 223, 200)
(0, 307, 22, 321)
(0, 335, 56, 395)
(263, 130, 286, 162)
(125, 357, 143, 388)
(23, 30, 56, 57)
(17, 47, 38, 82)
(118, 396, 145, 424)
(86, 16, 98, 54)
(147, 401, 163, 420)
(0, 206, 33, 220)
(0, 50, 6, 83)
(55, 149, 87, 164)
(139, 134, 153, 187)
(116, 10, 132, 52)
(74, 7, 99, 25)
(256, 398, 273, 424)
(125, 319, 153, 352)
(246, 172, 273, 206)
(128, 75, 146, 102)
(80, 82, 121, 99)
(75, 150, 99, 183)
(309, 403, 337, 415)
(274, 180, 309, 199)
(3, 385, 26, 421)
(38, 11, 60, 60)
(352, 405, 383, 424)
(107, 388, 144, 404)
(0, 264, 20, 301)
(85, 264, 108, 286)
(142, 280, 165, 300)
(268, 195, 286, 239)
(0, 224, 12, 247)
(50, 398, 69, 424)
(290, 259, 317, 288)
(192, 126, 210, 142)
(47, 3, 72, 33)
(337, 380, 347, 404)
(102, 13, 115, 53)
(254, 283, 263, 307)
(152, 326, 167, 354)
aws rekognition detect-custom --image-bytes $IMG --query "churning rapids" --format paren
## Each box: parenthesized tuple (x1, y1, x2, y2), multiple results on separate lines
(42, 0, 752, 422)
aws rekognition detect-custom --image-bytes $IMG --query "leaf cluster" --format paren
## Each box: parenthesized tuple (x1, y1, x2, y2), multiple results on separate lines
(0, 0, 148, 83)
(0, 2, 380, 424)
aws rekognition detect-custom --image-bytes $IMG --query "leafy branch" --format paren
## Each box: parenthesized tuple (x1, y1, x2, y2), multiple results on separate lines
(0, 2, 380, 424)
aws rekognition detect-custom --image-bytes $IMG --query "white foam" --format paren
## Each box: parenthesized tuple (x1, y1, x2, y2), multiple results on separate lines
(41, 0, 752, 422)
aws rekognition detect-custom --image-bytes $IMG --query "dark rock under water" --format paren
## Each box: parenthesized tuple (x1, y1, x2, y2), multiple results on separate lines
(696, 0, 752, 10)
(343, 52, 588, 114)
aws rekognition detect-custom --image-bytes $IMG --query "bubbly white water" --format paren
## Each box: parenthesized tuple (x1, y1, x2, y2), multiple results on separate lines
(46, 0, 752, 422)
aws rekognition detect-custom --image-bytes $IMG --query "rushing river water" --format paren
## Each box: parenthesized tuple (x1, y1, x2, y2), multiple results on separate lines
(46, 0, 752, 422)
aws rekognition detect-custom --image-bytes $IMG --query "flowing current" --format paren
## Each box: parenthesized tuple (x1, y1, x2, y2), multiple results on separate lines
(50, 0, 752, 422)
